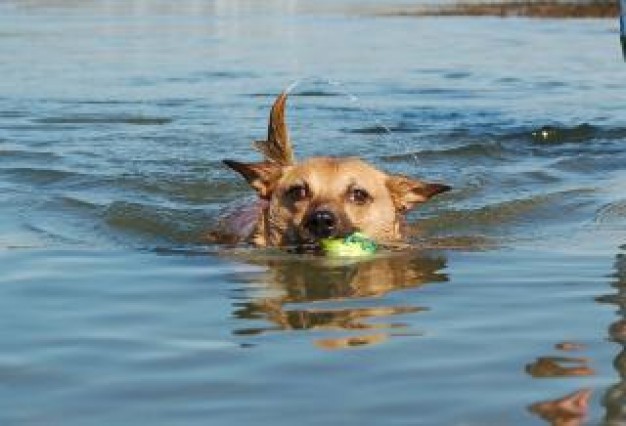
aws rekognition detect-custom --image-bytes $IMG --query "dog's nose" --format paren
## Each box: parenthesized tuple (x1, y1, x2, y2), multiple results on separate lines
(305, 209, 337, 238)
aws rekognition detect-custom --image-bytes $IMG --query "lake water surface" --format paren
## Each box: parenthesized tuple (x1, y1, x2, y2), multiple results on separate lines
(0, 1, 625, 424)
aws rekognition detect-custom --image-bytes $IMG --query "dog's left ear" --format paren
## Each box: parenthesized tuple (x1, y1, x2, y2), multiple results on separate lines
(223, 160, 283, 199)
(253, 92, 295, 166)
(386, 175, 451, 212)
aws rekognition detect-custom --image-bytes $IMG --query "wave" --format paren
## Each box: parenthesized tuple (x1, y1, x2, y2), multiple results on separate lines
(33, 115, 172, 126)
(380, 141, 506, 163)
(1, 167, 82, 185)
(595, 201, 626, 227)
(0, 148, 60, 161)
(104, 201, 213, 245)
(411, 189, 597, 238)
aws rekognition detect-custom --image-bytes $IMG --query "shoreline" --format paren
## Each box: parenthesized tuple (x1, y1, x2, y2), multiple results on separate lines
(377, 0, 618, 18)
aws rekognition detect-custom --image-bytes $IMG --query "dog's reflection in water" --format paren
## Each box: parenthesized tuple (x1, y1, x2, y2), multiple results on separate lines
(230, 251, 448, 349)
(528, 388, 591, 426)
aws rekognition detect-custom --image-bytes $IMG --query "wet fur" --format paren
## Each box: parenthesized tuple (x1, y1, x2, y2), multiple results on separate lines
(223, 93, 450, 247)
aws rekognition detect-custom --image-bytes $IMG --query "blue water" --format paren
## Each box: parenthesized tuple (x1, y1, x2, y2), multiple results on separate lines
(0, 1, 625, 424)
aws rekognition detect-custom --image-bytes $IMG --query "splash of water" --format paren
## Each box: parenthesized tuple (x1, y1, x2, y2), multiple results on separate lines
(282, 76, 420, 167)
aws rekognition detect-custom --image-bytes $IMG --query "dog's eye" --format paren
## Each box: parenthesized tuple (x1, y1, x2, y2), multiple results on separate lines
(285, 184, 309, 202)
(348, 187, 371, 205)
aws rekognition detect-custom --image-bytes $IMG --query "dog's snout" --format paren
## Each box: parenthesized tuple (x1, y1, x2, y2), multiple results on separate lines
(305, 209, 337, 238)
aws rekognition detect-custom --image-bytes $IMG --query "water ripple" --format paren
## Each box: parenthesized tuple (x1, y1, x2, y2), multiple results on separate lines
(596, 201, 626, 227)
(33, 115, 172, 126)
(105, 201, 211, 245)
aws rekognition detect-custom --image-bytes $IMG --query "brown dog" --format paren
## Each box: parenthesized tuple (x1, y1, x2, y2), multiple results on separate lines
(223, 92, 450, 247)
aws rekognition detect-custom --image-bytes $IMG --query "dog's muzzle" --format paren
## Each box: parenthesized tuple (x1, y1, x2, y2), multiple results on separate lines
(304, 209, 339, 239)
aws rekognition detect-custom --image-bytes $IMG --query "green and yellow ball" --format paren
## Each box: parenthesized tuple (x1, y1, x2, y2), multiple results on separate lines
(320, 232, 378, 257)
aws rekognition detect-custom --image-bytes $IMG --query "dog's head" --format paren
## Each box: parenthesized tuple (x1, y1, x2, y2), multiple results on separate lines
(224, 93, 450, 247)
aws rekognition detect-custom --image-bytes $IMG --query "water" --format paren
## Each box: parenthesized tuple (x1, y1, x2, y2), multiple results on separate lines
(0, 1, 625, 424)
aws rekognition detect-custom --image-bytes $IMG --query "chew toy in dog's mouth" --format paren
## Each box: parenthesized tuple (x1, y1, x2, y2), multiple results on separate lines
(286, 232, 378, 256)
(319, 232, 378, 257)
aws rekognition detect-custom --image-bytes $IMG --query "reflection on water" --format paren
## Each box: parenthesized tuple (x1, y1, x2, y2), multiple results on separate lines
(597, 249, 626, 423)
(529, 388, 592, 426)
(526, 247, 626, 425)
(526, 355, 594, 378)
(526, 342, 595, 425)
(229, 250, 447, 349)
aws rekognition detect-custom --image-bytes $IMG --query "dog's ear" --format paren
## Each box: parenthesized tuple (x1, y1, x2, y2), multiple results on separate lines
(253, 92, 295, 166)
(386, 175, 451, 212)
(223, 160, 283, 199)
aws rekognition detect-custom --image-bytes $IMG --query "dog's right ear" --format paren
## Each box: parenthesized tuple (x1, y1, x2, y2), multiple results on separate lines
(223, 160, 283, 199)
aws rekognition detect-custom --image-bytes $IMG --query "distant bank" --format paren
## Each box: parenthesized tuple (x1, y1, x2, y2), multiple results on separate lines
(378, 0, 617, 18)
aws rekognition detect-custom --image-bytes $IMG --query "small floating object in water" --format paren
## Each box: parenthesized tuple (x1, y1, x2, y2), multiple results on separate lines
(320, 232, 378, 257)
